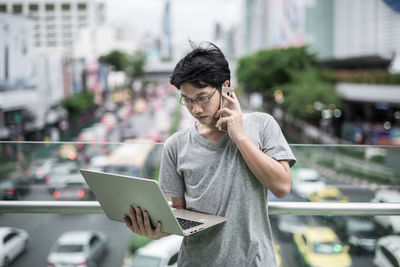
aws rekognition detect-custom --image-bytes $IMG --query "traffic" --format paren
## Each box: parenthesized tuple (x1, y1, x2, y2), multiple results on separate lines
(1, 84, 399, 267)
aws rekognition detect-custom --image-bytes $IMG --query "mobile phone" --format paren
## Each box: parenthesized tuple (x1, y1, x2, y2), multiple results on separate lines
(218, 86, 234, 131)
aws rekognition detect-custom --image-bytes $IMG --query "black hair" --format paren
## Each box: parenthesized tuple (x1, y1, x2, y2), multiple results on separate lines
(170, 41, 230, 90)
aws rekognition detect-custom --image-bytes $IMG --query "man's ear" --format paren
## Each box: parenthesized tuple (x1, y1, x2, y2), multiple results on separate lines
(222, 80, 230, 87)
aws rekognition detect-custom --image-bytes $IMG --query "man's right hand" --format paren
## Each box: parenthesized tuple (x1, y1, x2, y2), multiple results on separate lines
(122, 206, 170, 240)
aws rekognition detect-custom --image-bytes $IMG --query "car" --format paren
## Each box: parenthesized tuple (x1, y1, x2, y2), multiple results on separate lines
(373, 235, 400, 267)
(292, 168, 326, 199)
(293, 226, 352, 267)
(371, 190, 400, 234)
(0, 177, 31, 200)
(52, 176, 91, 201)
(0, 227, 29, 267)
(329, 216, 384, 254)
(27, 158, 58, 183)
(274, 244, 282, 267)
(47, 231, 109, 267)
(307, 186, 348, 202)
(45, 162, 80, 192)
(276, 214, 318, 240)
(129, 235, 183, 267)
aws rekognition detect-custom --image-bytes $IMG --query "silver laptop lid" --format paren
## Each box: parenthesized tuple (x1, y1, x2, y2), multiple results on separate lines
(80, 169, 184, 236)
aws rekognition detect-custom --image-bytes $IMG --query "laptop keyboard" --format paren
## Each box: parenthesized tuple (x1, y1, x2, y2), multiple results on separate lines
(177, 217, 204, 230)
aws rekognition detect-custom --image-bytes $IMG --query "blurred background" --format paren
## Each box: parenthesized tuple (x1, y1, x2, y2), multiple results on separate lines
(0, 0, 400, 267)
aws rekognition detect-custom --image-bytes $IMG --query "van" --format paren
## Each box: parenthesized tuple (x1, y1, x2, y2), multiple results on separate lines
(371, 190, 400, 234)
(129, 235, 183, 267)
(373, 235, 400, 267)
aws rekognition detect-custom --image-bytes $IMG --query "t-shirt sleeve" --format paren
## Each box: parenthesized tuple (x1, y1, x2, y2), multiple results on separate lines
(159, 137, 185, 198)
(260, 114, 296, 167)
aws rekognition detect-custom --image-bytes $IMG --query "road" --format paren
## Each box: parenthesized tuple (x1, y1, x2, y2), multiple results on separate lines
(1, 83, 179, 267)
(0, 85, 387, 267)
(273, 167, 377, 267)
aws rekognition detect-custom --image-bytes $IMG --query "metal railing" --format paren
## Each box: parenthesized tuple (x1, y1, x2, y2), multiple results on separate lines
(1, 201, 400, 216)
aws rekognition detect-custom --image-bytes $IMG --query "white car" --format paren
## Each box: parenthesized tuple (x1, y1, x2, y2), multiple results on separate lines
(291, 168, 326, 199)
(47, 231, 109, 267)
(0, 227, 29, 267)
(130, 235, 183, 267)
(372, 190, 400, 234)
(373, 235, 400, 267)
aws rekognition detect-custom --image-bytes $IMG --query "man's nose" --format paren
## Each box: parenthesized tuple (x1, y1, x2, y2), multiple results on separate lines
(190, 102, 203, 113)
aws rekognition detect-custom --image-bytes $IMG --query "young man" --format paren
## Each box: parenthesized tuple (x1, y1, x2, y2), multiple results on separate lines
(123, 42, 296, 266)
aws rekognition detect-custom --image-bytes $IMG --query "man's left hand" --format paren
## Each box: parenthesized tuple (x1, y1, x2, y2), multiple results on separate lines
(215, 92, 245, 142)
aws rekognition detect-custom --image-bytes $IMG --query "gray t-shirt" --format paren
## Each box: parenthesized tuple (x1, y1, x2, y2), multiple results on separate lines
(159, 112, 296, 266)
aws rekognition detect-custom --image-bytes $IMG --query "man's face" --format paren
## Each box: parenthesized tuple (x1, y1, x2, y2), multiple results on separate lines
(180, 82, 220, 128)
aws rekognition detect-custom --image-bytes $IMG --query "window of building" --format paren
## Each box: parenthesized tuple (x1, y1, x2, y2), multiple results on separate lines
(45, 16, 55, 21)
(46, 24, 56, 30)
(47, 41, 57, 47)
(61, 3, 70, 11)
(12, 4, 23, 14)
(77, 3, 87, 11)
(45, 4, 54, 11)
(46, 32, 56, 38)
(29, 4, 39, 12)
(0, 4, 7, 13)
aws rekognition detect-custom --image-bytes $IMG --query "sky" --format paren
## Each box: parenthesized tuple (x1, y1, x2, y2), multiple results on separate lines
(106, 0, 240, 44)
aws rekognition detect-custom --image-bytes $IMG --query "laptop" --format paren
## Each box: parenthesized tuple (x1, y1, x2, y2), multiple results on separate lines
(80, 169, 227, 236)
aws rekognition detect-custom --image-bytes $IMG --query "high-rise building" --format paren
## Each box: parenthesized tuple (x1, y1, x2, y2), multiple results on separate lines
(0, 0, 106, 55)
(161, 0, 172, 60)
(304, 0, 334, 59)
(334, 0, 400, 61)
(240, 0, 306, 56)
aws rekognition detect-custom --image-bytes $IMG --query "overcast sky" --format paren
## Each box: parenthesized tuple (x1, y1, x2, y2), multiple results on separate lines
(106, 0, 240, 43)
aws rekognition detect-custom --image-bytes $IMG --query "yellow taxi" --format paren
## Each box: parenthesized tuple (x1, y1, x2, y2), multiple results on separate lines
(274, 244, 282, 267)
(307, 186, 348, 202)
(293, 226, 352, 267)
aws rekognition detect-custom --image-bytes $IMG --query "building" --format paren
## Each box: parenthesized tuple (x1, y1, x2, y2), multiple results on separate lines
(239, 0, 306, 56)
(73, 23, 137, 63)
(304, 0, 334, 59)
(0, 0, 106, 56)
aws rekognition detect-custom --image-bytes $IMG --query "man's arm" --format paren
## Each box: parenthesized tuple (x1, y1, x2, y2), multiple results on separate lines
(172, 197, 186, 209)
(235, 138, 291, 198)
(215, 92, 291, 198)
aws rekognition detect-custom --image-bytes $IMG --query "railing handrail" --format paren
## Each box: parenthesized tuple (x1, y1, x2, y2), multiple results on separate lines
(1, 140, 400, 148)
(1, 201, 400, 216)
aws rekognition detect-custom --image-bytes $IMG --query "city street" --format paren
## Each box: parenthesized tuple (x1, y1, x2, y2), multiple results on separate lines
(0, 83, 179, 267)
(0, 85, 390, 267)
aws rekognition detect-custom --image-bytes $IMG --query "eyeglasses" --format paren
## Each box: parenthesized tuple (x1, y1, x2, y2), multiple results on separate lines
(179, 88, 218, 107)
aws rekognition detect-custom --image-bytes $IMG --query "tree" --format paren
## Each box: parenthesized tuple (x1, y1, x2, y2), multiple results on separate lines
(236, 46, 318, 94)
(127, 51, 146, 79)
(98, 50, 147, 80)
(236, 46, 341, 122)
(276, 68, 341, 121)
(98, 50, 130, 71)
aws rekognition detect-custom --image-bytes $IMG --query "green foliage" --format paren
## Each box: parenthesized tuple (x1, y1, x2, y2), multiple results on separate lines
(170, 100, 182, 135)
(236, 46, 318, 93)
(330, 70, 400, 85)
(98, 50, 147, 79)
(61, 91, 95, 118)
(98, 50, 130, 71)
(236, 46, 342, 122)
(277, 69, 341, 120)
(129, 234, 151, 253)
(127, 51, 146, 79)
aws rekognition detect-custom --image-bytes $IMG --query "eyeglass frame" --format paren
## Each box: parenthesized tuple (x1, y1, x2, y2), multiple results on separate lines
(179, 87, 219, 107)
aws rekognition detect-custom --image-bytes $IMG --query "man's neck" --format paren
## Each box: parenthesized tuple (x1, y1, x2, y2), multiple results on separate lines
(195, 121, 225, 143)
